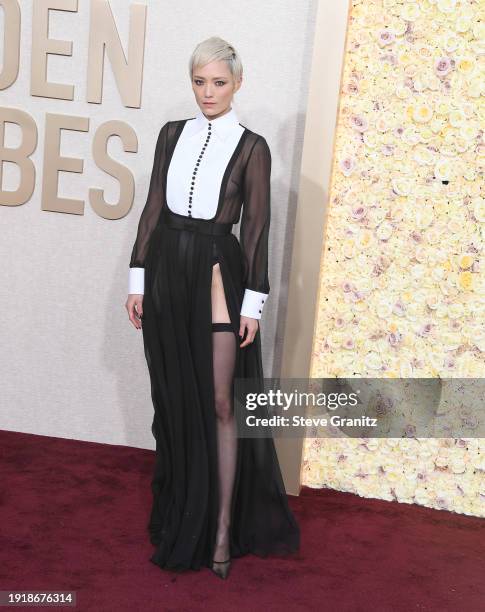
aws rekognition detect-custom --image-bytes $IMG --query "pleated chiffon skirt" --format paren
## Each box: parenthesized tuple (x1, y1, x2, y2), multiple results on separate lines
(140, 207, 300, 572)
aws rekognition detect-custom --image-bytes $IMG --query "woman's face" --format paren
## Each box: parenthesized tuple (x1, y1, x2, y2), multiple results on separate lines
(191, 60, 241, 120)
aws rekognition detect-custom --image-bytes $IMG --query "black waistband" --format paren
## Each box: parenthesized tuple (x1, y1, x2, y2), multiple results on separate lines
(159, 208, 232, 235)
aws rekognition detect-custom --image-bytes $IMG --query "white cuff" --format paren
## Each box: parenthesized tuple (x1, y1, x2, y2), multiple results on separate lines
(240, 288, 268, 319)
(128, 267, 145, 294)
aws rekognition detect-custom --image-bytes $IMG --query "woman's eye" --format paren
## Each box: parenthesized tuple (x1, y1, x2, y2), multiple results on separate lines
(193, 79, 225, 86)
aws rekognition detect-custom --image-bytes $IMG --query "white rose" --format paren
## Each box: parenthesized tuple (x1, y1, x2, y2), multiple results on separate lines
(436, 0, 457, 14)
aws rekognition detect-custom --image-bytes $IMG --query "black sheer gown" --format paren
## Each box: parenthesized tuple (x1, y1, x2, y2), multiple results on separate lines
(129, 119, 300, 572)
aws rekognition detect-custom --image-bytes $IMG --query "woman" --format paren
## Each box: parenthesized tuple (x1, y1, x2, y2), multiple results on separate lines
(125, 37, 300, 579)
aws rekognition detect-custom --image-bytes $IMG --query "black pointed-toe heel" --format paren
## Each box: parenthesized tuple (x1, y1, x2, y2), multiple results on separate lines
(211, 557, 231, 579)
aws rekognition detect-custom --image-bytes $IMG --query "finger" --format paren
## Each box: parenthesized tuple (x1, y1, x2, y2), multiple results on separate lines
(128, 306, 141, 329)
(240, 332, 253, 348)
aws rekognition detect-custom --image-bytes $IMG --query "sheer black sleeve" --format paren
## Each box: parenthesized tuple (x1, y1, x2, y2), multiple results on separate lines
(240, 135, 271, 296)
(129, 121, 169, 269)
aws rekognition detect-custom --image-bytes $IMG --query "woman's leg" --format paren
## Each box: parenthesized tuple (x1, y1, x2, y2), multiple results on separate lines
(211, 261, 237, 564)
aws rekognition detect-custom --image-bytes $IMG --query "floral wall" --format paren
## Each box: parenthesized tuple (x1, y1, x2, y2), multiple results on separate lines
(302, 0, 484, 517)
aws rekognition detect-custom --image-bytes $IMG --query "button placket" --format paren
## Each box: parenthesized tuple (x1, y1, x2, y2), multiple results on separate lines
(188, 122, 212, 216)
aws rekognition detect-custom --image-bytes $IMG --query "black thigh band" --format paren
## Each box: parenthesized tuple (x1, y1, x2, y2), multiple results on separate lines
(211, 322, 233, 332)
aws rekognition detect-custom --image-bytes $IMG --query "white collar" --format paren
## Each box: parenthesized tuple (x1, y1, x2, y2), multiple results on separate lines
(185, 107, 240, 141)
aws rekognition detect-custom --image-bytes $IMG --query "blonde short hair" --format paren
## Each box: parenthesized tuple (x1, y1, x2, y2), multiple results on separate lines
(189, 36, 243, 82)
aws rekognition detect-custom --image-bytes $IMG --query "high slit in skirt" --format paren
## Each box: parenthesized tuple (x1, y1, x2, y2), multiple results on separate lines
(140, 207, 300, 572)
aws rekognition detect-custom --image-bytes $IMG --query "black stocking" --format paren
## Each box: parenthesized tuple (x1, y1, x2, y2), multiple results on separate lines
(211, 322, 237, 563)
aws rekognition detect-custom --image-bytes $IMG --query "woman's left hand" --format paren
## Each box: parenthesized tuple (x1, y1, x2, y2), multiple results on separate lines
(239, 316, 259, 348)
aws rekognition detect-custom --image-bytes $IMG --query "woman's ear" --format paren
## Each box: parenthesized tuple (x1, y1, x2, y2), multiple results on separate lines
(234, 76, 243, 93)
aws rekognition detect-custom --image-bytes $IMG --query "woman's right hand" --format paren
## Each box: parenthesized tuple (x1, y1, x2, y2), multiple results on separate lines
(126, 294, 144, 329)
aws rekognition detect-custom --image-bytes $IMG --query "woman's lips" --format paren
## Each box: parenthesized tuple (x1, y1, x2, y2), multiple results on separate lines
(203, 102, 215, 105)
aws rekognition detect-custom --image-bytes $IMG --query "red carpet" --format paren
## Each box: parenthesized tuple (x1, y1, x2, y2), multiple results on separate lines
(1, 429, 483, 611)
